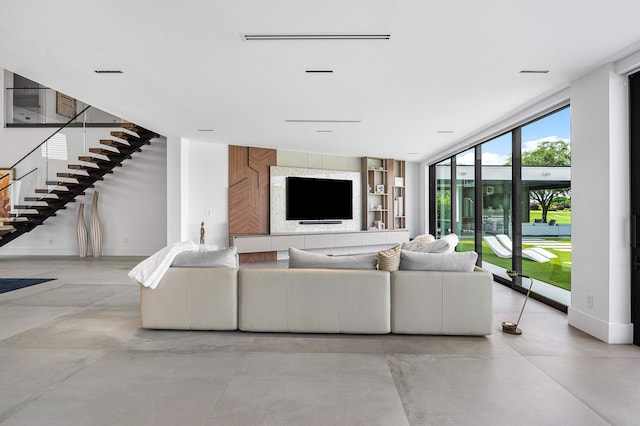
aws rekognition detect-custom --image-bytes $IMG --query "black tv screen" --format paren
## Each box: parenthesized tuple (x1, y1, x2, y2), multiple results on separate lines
(286, 176, 353, 220)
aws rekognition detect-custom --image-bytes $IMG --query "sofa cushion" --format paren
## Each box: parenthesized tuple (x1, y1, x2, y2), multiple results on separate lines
(399, 250, 478, 272)
(172, 247, 238, 268)
(439, 233, 459, 253)
(377, 245, 401, 271)
(411, 239, 451, 253)
(401, 234, 436, 251)
(288, 247, 378, 270)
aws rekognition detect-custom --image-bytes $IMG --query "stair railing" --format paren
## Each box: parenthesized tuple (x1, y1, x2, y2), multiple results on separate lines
(1, 95, 130, 223)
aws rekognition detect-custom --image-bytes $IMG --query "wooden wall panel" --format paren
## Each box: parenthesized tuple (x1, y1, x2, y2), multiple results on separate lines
(228, 145, 276, 235)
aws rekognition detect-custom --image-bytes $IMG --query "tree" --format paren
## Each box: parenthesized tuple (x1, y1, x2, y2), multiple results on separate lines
(522, 140, 571, 223)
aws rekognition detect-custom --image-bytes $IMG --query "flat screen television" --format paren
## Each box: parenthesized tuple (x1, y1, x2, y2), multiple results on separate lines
(286, 176, 353, 221)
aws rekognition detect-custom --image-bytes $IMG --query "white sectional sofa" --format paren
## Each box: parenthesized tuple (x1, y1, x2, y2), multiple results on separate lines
(139, 266, 494, 335)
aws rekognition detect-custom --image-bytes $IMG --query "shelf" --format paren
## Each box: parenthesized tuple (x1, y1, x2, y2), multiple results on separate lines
(369, 209, 388, 212)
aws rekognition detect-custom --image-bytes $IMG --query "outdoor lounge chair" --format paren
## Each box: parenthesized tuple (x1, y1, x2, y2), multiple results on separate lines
(496, 234, 558, 259)
(483, 235, 550, 263)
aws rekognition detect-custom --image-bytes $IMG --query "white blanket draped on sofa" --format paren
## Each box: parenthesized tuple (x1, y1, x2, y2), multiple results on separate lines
(128, 241, 198, 289)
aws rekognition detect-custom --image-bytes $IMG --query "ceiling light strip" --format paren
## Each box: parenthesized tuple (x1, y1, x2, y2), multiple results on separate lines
(286, 119, 361, 123)
(519, 70, 549, 74)
(243, 34, 390, 41)
(94, 70, 123, 74)
(306, 70, 334, 73)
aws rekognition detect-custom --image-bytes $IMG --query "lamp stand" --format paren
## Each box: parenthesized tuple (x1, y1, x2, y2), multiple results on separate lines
(502, 271, 534, 335)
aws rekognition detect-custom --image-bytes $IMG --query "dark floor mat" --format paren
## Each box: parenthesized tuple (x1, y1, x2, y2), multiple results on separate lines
(0, 278, 55, 294)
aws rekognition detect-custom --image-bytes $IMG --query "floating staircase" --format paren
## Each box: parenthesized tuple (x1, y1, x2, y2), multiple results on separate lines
(0, 123, 158, 247)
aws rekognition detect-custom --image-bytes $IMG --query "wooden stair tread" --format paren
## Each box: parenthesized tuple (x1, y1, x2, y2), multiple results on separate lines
(1, 217, 28, 223)
(78, 156, 113, 163)
(68, 164, 99, 170)
(89, 147, 120, 155)
(110, 131, 139, 140)
(100, 139, 130, 148)
(56, 173, 90, 179)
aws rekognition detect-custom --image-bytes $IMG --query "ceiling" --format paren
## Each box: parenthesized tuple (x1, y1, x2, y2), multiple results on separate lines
(2, 1, 640, 162)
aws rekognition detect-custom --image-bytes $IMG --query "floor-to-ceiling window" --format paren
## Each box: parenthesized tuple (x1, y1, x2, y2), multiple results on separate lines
(455, 149, 475, 252)
(521, 109, 571, 297)
(429, 107, 571, 308)
(481, 133, 513, 281)
(435, 158, 451, 238)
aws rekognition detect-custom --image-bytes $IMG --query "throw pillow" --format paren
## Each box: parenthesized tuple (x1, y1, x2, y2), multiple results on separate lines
(288, 247, 378, 270)
(377, 245, 401, 271)
(172, 247, 238, 268)
(411, 239, 451, 254)
(440, 233, 459, 253)
(399, 250, 478, 272)
(402, 234, 436, 251)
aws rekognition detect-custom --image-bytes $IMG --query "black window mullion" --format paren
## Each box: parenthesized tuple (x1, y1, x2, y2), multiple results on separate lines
(475, 145, 483, 264)
(512, 128, 523, 281)
(428, 164, 436, 236)
(450, 156, 457, 236)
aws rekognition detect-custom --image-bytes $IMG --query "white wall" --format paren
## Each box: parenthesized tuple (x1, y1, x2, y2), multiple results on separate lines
(568, 63, 633, 343)
(183, 139, 229, 248)
(405, 161, 421, 238)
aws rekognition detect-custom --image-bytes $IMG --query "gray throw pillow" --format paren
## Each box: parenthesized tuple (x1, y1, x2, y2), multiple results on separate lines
(288, 247, 378, 270)
(411, 239, 451, 253)
(172, 247, 238, 268)
(399, 250, 478, 272)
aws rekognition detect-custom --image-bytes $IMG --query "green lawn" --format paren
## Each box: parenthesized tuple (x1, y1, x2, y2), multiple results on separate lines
(528, 210, 572, 224)
(458, 237, 571, 291)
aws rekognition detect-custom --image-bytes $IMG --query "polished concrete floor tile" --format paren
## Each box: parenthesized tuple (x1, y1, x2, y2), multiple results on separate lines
(3, 351, 244, 426)
(250, 334, 384, 354)
(527, 356, 640, 425)
(380, 333, 518, 357)
(0, 348, 105, 423)
(0, 284, 131, 307)
(0, 307, 139, 350)
(207, 352, 408, 425)
(386, 354, 609, 425)
(123, 329, 256, 353)
(0, 306, 81, 341)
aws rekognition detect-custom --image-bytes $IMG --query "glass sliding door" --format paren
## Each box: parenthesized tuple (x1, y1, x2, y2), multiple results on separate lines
(521, 108, 571, 302)
(481, 133, 512, 280)
(456, 149, 475, 252)
(435, 158, 451, 238)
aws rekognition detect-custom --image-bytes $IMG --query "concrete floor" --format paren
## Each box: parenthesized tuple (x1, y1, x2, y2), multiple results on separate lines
(0, 256, 638, 425)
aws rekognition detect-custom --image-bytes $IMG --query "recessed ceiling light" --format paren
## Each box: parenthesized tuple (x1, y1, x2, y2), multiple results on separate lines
(242, 33, 391, 41)
(197, 129, 214, 132)
(519, 70, 549, 74)
(94, 70, 123, 74)
(316, 130, 333, 133)
(306, 70, 334, 73)
(286, 119, 361, 123)
(437, 130, 454, 134)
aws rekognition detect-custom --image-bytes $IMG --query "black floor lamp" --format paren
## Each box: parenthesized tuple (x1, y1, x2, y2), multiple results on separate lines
(502, 270, 534, 335)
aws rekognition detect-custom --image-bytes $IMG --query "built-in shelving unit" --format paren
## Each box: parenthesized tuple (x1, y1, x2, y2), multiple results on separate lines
(361, 157, 406, 231)
(393, 159, 406, 230)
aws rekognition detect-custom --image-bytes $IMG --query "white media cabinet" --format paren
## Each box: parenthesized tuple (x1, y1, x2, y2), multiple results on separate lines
(231, 230, 410, 255)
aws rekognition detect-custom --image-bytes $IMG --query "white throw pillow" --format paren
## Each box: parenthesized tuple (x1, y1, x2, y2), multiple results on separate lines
(399, 250, 477, 272)
(288, 247, 378, 270)
(439, 234, 459, 253)
(411, 239, 451, 254)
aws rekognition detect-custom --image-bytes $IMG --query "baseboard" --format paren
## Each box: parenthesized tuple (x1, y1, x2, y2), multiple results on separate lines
(0, 247, 157, 256)
(568, 307, 634, 344)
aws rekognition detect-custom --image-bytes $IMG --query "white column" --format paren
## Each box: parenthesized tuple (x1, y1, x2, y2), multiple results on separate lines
(569, 63, 633, 343)
(166, 137, 189, 244)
